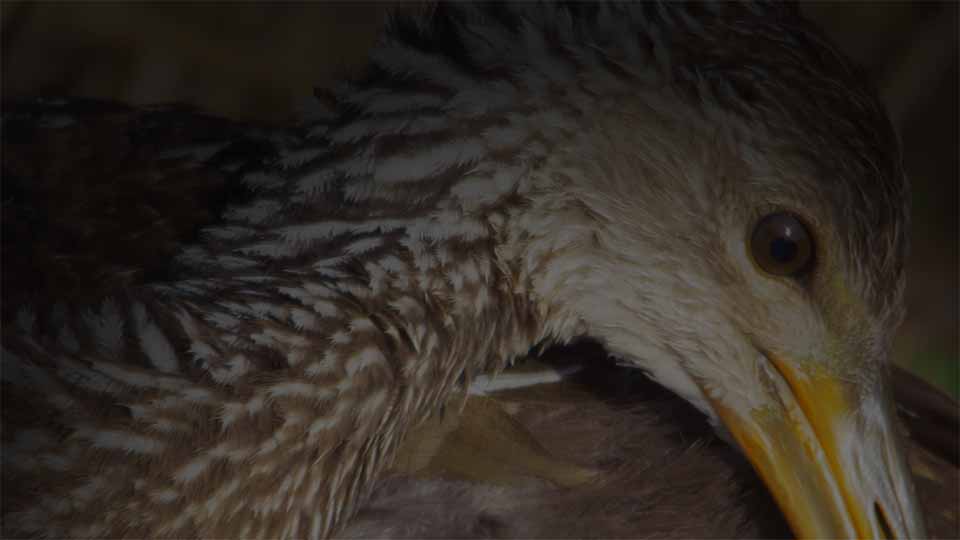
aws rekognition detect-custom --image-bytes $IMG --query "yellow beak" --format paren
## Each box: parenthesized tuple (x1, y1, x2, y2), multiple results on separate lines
(707, 353, 926, 539)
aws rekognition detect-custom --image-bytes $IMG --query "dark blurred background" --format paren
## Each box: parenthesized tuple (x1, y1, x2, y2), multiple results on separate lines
(2, 2, 957, 397)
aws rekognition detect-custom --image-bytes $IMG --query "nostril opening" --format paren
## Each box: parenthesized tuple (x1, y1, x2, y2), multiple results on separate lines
(875, 502, 895, 539)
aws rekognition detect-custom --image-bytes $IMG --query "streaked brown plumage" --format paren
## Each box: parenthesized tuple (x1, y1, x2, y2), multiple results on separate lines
(0, 3, 943, 538)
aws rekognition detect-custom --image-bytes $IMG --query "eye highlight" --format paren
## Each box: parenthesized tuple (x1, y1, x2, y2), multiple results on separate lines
(750, 212, 814, 278)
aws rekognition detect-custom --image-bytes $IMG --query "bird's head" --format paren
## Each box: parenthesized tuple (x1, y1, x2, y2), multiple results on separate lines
(501, 9, 921, 539)
(331, 3, 924, 537)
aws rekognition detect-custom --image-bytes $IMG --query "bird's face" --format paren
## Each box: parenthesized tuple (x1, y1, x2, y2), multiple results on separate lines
(526, 97, 923, 538)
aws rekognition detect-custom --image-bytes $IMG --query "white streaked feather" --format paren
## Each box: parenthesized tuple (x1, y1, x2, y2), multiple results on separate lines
(279, 219, 405, 244)
(174, 455, 211, 484)
(344, 347, 386, 377)
(372, 41, 476, 91)
(376, 254, 408, 274)
(208, 354, 252, 384)
(235, 239, 300, 259)
(266, 381, 336, 400)
(79, 428, 165, 455)
(224, 199, 284, 225)
(406, 211, 488, 242)
(468, 364, 583, 395)
(309, 300, 341, 318)
(373, 137, 486, 184)
(132, 303, 180, 373)
(149, 489, 180, 504)
(295, 168, 339, 195)
(343, 236, 383, 256)
(218, 396, 265, 430)
(330, 113, 450, 144)
(289, 308, 320, 331)
(450, 165, 523, 206)
(280, 146, 326, 168)
(304, 350, 341, 378)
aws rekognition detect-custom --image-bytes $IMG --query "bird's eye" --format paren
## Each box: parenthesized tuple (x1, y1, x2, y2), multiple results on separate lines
(750, 212, 814, 277)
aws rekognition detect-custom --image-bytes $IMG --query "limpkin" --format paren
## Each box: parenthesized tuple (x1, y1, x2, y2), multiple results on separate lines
(2, 3, 955, 538)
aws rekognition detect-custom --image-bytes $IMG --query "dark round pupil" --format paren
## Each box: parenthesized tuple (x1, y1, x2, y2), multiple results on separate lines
(769, 236, 797, 263)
